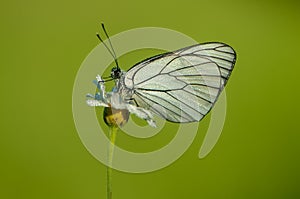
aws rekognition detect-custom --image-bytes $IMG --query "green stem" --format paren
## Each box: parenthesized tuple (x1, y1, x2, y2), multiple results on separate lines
(107, 126, 118, 199)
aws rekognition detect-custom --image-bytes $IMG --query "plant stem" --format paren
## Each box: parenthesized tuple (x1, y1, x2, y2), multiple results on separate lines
(107, 126, 118, 199)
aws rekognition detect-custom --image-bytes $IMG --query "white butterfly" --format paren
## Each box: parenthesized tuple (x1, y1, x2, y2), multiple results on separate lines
(86, 25, 236, 127)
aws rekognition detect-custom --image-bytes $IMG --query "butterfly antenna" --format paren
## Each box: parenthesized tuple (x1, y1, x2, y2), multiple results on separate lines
(96, 23, 120, 70)
(101, 23, 119, 69)
(96, 33, 118, 67)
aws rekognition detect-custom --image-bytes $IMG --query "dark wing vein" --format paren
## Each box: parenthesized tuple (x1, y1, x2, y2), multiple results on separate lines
(165, 91, 205, 116)
(135, 91, 194, 122)
(133, 92, 168, 119)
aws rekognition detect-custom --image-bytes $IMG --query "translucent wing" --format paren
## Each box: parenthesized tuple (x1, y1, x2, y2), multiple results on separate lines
(124, 42, 236, 123)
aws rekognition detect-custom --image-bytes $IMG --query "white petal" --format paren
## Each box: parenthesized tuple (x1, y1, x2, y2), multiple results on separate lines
(86, 99, 109, 107)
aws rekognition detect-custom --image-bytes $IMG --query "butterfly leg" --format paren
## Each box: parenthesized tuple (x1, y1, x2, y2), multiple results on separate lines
(126, 104, 156, 127)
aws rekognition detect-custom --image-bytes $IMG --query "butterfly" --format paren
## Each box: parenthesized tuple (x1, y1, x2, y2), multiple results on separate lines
(86, 24, 236, 127)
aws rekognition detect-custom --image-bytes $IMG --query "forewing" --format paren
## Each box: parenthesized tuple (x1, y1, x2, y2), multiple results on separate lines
(124, 42, 236, 123)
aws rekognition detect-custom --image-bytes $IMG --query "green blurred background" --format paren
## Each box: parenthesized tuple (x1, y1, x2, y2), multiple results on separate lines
(1, 0, 300, 198)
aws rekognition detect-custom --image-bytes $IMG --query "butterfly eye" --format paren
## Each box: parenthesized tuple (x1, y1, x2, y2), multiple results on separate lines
(111, 67, 121, 79)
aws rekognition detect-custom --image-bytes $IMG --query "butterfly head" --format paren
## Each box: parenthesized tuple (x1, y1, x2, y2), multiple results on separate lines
(111, 67, 121, 79)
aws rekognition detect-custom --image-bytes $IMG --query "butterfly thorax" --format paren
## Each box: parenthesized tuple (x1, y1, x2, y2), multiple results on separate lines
(113, 71, 134, 103)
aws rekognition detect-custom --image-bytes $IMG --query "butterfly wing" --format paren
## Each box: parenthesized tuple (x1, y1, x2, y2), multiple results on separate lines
(123, 42, 236, 123)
